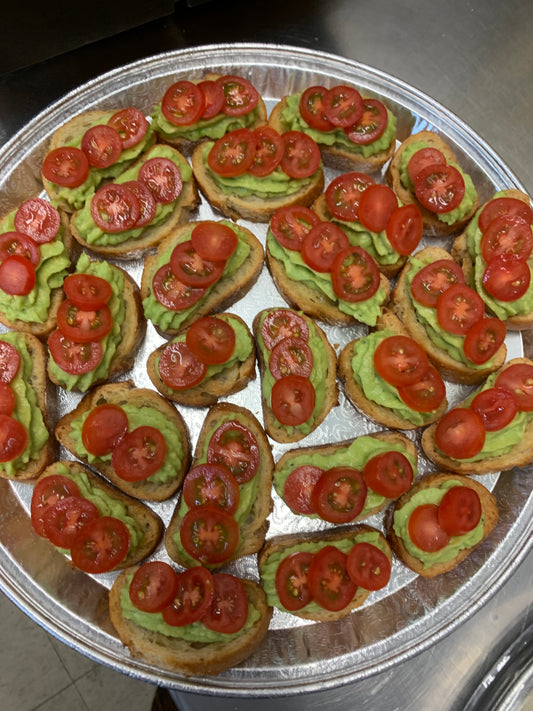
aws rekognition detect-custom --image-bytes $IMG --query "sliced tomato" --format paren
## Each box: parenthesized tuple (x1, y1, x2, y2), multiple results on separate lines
(299, 85, 334, 132)
(408, 504, 450, 552)
(81, 403, 129, 456)
(157, 341, 207, 390)
(206, 421, 260, 484)
(169, 240, 224, 288)
(151, 265, 206, 311)
(410, 259, 465, 307)
(111, 426, 167, 481)
(434, 407, 486, 459)
(14, 197, 60, 244)
(311, 466, 367, 524)
(483, 254, 531, 302)
(182, 463, 240, 514)
(0, 383, 15, 416)
(0, 414, 27, 462)
(0, 232, 40, 266)
(138, 157, 183, 204)
(42, 146, 89, 188)
(275, 551, 314, 611)
(43, 495, 100, 548)
(70, 515, 130, 574)
(397, 365, 446, 412)
(478, 196, 533, 233)
(362, 450, 414, 499)
(413, 163, 465, 214)
(129, 561, 179, 613)
(495, 363, 533, 411)
(261, 309, 309, 350)
(373, 335, 429, 387)
(386, 204, 423, 255)
(307, 545, 357, 612)
(202, 573, 249, 633)
(437, 486, 482, 536)
(185, 316, 235, 365)
(30, 474, 81, 538)
(358, 184, 398, 233)
(81, 124, 122, 168)
(280, 131, 321, 179)
(463, 317, 506, 365)
(207, 128, 256, 177)
(407, 147, 446, 184)
(190, 221, 238, 262)
(269, 205, 320, 251)
(249, 126, 284, 177)
(301, 221, 349, 273)
(180, 505, 239, 565)
(121, 180, 157, 228)
(331, 245, 380, 303)
(480, 215, 533, 263)
(283, 465, 324, 515)
(57, 299, 113, 344)
(471, 386, 518, 431)
(63, 274, 113, 310)
(270, 374, 316, 427)
(0, 255, 36, 295)
(0, 340, 20, 383)
(48, 330, 103, 375)
(436, 283, 485, 336)
(323, 85, 363, 128)
(325, 172, 375, 222)
(197, 80, 225, 119)
(162, 566, 214, 626)
(344, 98, 388, 145)
(217, 75, 259, 117)
(108, 107, 148, 149)
(90, 183, 140, 233)
(161, 80, 205, 126)
(346, 542, 391, 591)
(269, 336, 313, 380)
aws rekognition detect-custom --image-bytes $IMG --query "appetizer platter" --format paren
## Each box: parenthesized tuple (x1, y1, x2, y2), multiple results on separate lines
(0, 43, 531, 696)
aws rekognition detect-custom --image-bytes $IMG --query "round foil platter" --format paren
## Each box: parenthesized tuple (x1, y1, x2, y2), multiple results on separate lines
(0, 43, 531, 697)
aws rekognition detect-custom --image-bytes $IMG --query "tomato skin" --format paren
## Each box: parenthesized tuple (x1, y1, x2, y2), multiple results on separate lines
(57, 299, 113, 344)
(0, 414, 27, 462)
(185, 316, 236, 365)
(122, 180, 157, 228)
(346, 542, 391, 591)
(206, 421, 260, 484)
(111, 426, 167, 481)
(434, 407, 486, 459)
(248, 126, 284, 177)
(30, 475, 81, 537)
(436, 283, 485, 336)
(269, 337, 313, 380)
(81, 124, 122, 168)
(437, 486, 482, 536)
(299, 85, 334, 132)
(495, 363, 533, 411)
(397, 365, 446, 413)
(463, 317, 506, 365)
(208, 128, 256, 177)
(407, 147, 446, 184)
(108, 107, 148, 149)
(362, 451, 414, 499)
(480, 215, 533, 263)
(413, 163, 465, 214)
(63, 274, 113, 310)
(344, 98, 388, 145)
(0, 255, 36, 295)
(202, 573, 249, 633)
(157, 340, 207, 390)
(81, 403, 129, 456)
(48, 330, 103, 375)
(275, 551, 314, 611)
(331, 245, 380, 303)
(180, 505, 239, 566)
(283, 465, 324, 514)
(323, 85, 364, 128)
(301, 221, 349, 273)
(373, 335, 429, 387)
(270, 205, 320, 252)
(311, 466, 367, 524)
(70, 515, 130, 574)
(162, 567, 214, 626)
(280, 131, 321, 179)
(471, 386, 518, 431)
(410, 259, 465, 308)
(182, 463, 240, 514)
(0, 232, 40, 266)
(261, 310, 309, 350)
(0, 383, 15, 416)
(42, 146, 90, 188)
(0, 340, 20, 383)
(197, 80, 225, 119)
(169, 240, 224, 288)
(325, 172, 375, 222)
(129, 561, 179, 614)
(408, 504, 450, 552)
(386, 204, 423, 255)
(161, 80, 205, 126)
(42, 496, 99, 548)
(14, 197, 60, 244)
(483, 254, 531, 302)
(478, 197, 533, 233)
(358, 184, 398, 233)
(270, 374, 316, 427)
(307, 545, 357, 612)
(151, 265, 206, 311)
(190, 221, 238, 262)
(138, 157, 183, 204)
(217, 75, 259, 117)
(90, 183, 140, 233)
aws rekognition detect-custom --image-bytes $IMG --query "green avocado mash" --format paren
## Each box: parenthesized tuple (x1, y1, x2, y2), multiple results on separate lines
(151, 102, 262, 142)
(393, 479, 485, 569)
(327, 214, 401, 267)
(0, 331, 49, 478)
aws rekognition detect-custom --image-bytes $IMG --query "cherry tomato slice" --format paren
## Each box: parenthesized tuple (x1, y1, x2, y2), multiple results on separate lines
(129, 561, 179, 613)
(190, 221, 238, 262)
(311, 466, 367, 524)
(438, 486, 482, 536)
(323, 85, 364, 128)
(90, 183, 140, 233)
(217, 75, 259, 117)
(261, 310, 309, 350)
(206, 421, 260, 484)
(408, 504, 450, 552)
(269, 336, 313, 380)
(111, 426, 167, 481)
(373, 335, 430, 387)
(270, 374, 316, 427)
(480, 215, 533, 263)
(434, 407, 486, 459)
(197, 80, 225, 119)
(397, 364, 446, 412)
(281, 131, 321, 179)
(275, 551, 314, 611)
(121, 180, 157, 228)
(0, 383, 15, 416)
(57, 299, 113, 344)
(43, 495, 100, 548)
(436, 283, 485, 336)
(183, 463, 240, 514)
(0, 414, 27, 462)
(108, 107, 148, 149)
(157, 341, 207, 390)
(307, 545, 357, 612)
(386, 204, 423, 255)
(152, 265, 206, 311)
(42, 146, 90, 188)
(202, 573, 249, 633)
(207, 128, 256, 177)
(299, 85, 334, 132)
(161, 80, 205, 126)
(180, 505, 239, 566)
(283, 465, 324, 515)
(362, 450, 414, 499)
(358, 184, 398, 233)
(81, 403, 129, 456)
(483, 254, 531, 302)
(463, 317, 507, 365)
(138, 157, 183, 204)
(81, 124, 122, 168)
(346, 542, 391, 591)
(249, 126, 284, 177)
(0, 232, 40, 266)
(0, 340, 20, 383)
(344, 98, 388, 145)
(471, 386, 518, 431)
(170, 240, 224, 288)
(14, 197, 60, 244)
(407, 147, 446, 184)
(269, 205, 320, 252)
(63, 274, 113, 310)
(162, 567, 214, 626)
(495, 363, 533, 411)
(413, 163, 466, 214)
(185, 316, 236, 365)
(48, 330, 103, 375)
(301, 221, 349, 273)
(70, 515, 130, 574)
(0, 255, 36, 295)
(478, 197, 533, 233)
(325, 172, 375, 222)
(410, 259, 466, 307)
(331, 246, 380, 303)
(30, 474, 81, 538)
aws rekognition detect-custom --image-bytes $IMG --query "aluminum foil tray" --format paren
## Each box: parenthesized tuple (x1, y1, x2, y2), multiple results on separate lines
(0, 43, 531, 697)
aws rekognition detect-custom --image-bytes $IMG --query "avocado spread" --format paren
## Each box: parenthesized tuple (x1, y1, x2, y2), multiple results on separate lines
(327, 212, 401, 267)
(152, 102, 262, 142)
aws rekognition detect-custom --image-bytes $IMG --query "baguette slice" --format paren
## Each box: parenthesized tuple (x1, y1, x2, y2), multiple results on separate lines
(385, 472, 498, 577)
(390, 246, 507, 384)
(55, 381, 191, 501)
(386, 130, 479, 236)
(109, 567, 272, 676)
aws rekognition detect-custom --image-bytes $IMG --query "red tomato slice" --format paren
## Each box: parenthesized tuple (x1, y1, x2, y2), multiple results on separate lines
(480, 215, 533, 263)
(249, 126, 284, 177)
(434, 407, 486, 459)
(301, 221, 349, 273)
(81, 124, 122, 168)
(483, 254, 531, 302)
(344, 98, 388, 145)
(0, 232, 40, 266)
(157, 341, 207, 390)
(207, 128, 256, 177)
(0, 414, 27, 462)
(0, 255, 36, 295)
(185, 316, 235, 365)
(269, 336, 313, 380)
(358, 184, 398, 233)
(410, 259, 465, 307)
(206, 421, 260, 484)
(190, 221, 238, 262)
(269, 205, 320, 252)
(307, 545, 357, 612)
(180, 505, 239, 566)
(0, 340, 20, 383)
(30, 474, 81, 537)
(197, 80, 225, 119)
(81, 403, 129, 456)
(478, 197, 533, 233)
(48, 330, 103, 375)
(325, 172, 375, 222)
(161, 80, 205, 126)
(162, 567, 214, 626)
(111, 426, 167, 481)
(121, 180, 157, 228)
(261, 310, 309, 350)
(373, 335, 429, 387)
(283, 465, 324, 515)
(437, 486, 482, 536)
(471, 386, 518, 431)
(70, 515, 130, 574)
(413, 163, 465, 214)
(14, 197, 60, 244)
(169, 240, 224, 288)
(63, 273, 113, 310)
(331, 246, 380, 303)
(0, 383, 15, 416)
(311, 466, 367, 524)
(346, 542, 391, 591)
(271, 374, 316, 427)
(463, 317, 506, 365)
(436, 283, 485, 336)
(138, 157, 183, 204)
(43, 495, 100, 548)
(362, 450, 414, 499)
(57, 299, 113, 343)
(152, 265, 206, 311)
(280, 131, 321, 179)
(407, 147, 446, 183)
(129, 561, 179, 613)
(202, 573, 249, 633)
(386, 204, 423, 255)
(397, 364, 446, 412)
(217, 75, 259, 117)
(408, 504, 450, 552)
(323, 85, 364, 128)
(183, 463, 240, 514)
(108, 107, 148, 149)
(275, 551, 314, 611)
(90, 183, 140, 233)
(42, 146, 90, 188)
(495, 363, 533, 411)
(299, 85, 334, 132)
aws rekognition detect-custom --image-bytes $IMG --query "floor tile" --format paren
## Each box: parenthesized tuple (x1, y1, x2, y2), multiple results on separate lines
(33, 683, 89, 711)
(74, 663, 156, 711)
(47, 635, 97, 681)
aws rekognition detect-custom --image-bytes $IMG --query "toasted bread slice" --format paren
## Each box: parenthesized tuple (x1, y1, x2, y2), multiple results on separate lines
(385, 472, 498, 577)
